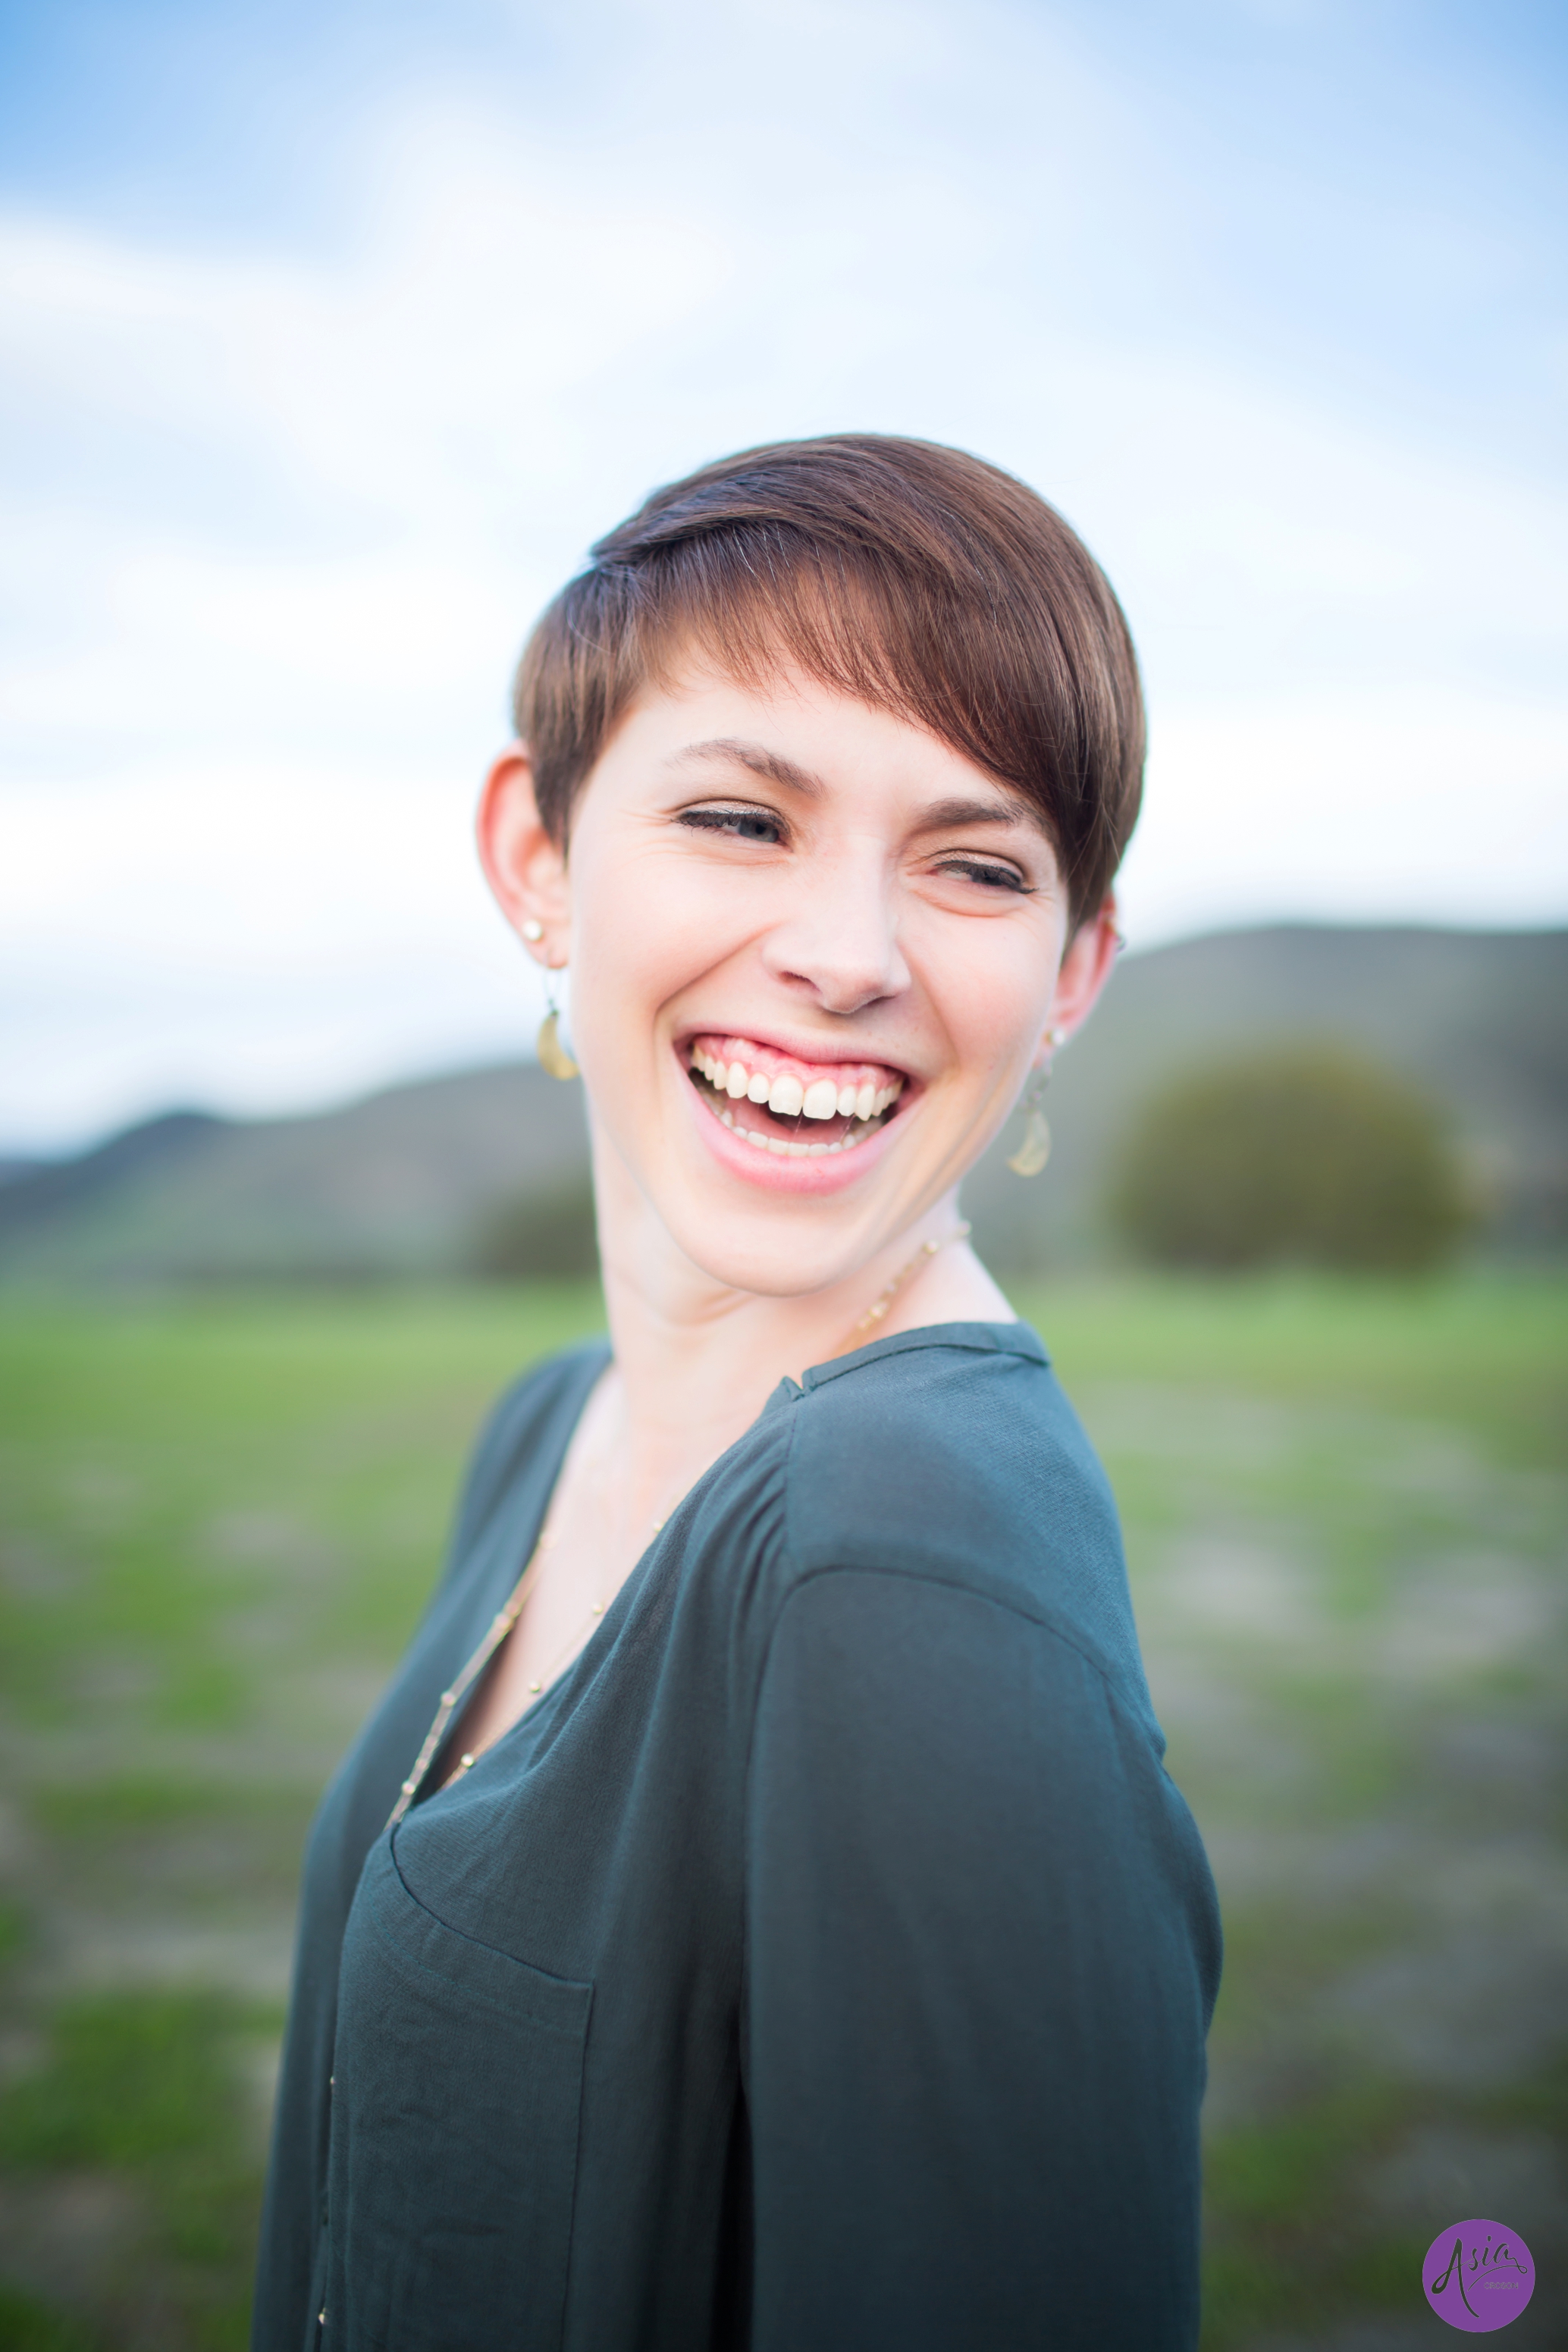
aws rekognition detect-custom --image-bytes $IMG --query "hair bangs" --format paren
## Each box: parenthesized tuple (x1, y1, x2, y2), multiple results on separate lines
(513, 436, 1144, 923)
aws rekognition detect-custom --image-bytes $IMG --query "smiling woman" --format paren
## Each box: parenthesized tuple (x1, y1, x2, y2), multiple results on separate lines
(252, 437, 1221, 2352)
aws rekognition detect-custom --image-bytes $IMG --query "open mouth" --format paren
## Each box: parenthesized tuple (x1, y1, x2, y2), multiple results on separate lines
(685, 1033, 908, 1160)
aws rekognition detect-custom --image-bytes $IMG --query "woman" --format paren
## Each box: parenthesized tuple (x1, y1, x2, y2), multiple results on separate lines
(253, 435, 1221, 2351)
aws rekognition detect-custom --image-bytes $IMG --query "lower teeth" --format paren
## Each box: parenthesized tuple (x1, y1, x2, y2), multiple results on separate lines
(695, 1075, 885, 1157)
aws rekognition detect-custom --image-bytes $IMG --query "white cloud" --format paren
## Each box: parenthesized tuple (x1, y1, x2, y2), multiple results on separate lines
(1121, 688, 1568, 945)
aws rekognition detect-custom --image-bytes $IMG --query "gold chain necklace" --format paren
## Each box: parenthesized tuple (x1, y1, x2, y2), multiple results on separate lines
(825, 1218, 971, 1361)
(387, 1219, 971, 1826)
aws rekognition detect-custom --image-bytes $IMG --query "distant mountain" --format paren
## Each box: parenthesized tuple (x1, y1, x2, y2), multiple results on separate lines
(0, 1068, 589, 1284)
(2, 926, 1563, 1285)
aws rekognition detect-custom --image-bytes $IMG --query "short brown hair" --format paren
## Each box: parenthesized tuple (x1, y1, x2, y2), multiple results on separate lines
(513, 434, 1144, 924)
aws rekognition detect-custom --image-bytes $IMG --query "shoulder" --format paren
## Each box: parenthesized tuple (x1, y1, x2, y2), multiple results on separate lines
(776, 1321, 1150, 1719)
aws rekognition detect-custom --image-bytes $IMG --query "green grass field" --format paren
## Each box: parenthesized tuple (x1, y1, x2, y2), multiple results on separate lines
(0, 1276, 1563, 2350)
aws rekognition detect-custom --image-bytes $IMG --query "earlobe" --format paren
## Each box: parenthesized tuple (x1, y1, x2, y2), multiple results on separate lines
(1040, 893, 1122, 1052)
(475, 744, 570, 949)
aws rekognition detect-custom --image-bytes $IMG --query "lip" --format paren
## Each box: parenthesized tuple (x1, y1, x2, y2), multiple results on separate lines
(674, 1037, 914, 1196)
(673, 1022, 916, 1084)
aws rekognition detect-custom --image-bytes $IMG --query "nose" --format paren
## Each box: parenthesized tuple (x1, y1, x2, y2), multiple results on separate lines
(759, 839, 911, 1016)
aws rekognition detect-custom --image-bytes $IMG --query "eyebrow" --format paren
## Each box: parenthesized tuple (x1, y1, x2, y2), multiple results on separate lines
(668, 740, 1042, 836)
(667, 739, 824, 798)
(913, 792, 1039, 835)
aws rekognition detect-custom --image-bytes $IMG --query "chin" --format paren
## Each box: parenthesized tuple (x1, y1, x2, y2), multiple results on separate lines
(648, 1115, 920, 1297)
(657, 1203, 881, 1302)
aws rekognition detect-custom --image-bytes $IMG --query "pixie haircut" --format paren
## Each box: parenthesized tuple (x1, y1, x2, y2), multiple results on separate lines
(513, 434, 1144, 925)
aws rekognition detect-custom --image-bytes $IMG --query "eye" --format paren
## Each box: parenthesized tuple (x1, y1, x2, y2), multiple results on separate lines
(935, 856, 1033, 893)
(678, 804, 786, 846)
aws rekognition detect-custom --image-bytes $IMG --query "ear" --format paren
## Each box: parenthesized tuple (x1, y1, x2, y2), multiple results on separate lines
(1033, 893, 1123, 1064)
(475, 745, 571, 959)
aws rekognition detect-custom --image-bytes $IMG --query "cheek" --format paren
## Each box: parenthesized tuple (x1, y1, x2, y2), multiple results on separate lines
(566, 839, 752, 1067)
(919, 918, 1062, 1089)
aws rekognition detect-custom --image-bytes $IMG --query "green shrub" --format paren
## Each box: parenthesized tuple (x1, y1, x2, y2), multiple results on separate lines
(1109, 1045, 1472, 1272)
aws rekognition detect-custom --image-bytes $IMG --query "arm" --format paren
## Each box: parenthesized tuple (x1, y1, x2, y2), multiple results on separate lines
(743, 1567, 1219, 2352)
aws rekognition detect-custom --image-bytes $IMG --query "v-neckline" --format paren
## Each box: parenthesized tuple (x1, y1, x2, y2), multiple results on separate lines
(404, 1317, 1043, 1814)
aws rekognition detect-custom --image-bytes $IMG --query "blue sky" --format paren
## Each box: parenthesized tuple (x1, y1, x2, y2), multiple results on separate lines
(2, 0, 1564, 1147)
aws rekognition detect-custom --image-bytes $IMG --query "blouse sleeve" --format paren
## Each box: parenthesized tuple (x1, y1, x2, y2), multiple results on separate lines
(742, 1564, 1219, 2352)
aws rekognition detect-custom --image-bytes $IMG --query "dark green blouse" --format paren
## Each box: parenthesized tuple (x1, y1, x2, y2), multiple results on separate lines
(252, 1322, 1220, 2352)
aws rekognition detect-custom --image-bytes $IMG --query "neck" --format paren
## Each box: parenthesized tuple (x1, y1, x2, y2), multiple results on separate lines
(584, 1135, 1013, 1525)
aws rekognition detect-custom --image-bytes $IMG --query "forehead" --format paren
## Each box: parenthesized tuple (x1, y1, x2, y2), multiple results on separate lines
(603, 657, 1047, 832)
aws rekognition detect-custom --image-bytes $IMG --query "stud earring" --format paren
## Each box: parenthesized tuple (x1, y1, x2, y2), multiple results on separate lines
(537, 965, 580, 1081)
(1007, 1030, 1062, 1178)
(522, 919, 544, 942)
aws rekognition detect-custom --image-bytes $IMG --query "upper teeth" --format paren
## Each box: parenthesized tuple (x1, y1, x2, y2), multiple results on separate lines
(690, 1047, 901, 1121)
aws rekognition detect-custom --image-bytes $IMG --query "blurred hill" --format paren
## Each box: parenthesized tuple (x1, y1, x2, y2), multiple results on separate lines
(2, 924, 1563, 1285)
(0, 1071, 590, 1284)
(966, 923, 1568, 1270)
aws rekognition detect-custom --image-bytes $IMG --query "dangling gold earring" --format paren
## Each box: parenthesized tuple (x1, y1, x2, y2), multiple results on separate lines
(1007, 1031, 1061, 1177)
(537, 964, 579, 1081)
